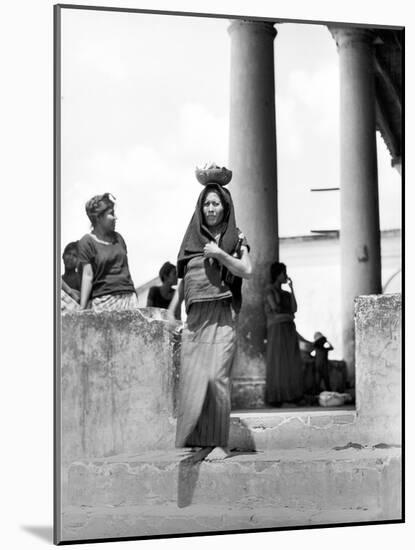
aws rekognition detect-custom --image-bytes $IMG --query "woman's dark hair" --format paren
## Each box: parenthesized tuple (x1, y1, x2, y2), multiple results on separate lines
(159, 261, 176, 282)
(62, 241, 78, 259)
(270, 261, 286, 284)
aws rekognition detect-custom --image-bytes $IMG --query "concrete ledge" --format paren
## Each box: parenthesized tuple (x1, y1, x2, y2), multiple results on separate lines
(67, 447, 401, 509)
(61, 309, 177, 467)
(61, 503, 388, 541)
(59, 293, 402, 542)
(60, 293, 401, 462)
(355, 293, 401, 444)
(63, 446, 401, 539)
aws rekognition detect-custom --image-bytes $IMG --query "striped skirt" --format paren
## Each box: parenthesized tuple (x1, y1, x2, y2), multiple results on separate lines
(61, 289, 81, 314)
(175, 299, 236, 448)
(91, 292, 139, 312)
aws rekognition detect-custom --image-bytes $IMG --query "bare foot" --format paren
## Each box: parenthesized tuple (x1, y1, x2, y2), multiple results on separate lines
(204, 446, 230, 461)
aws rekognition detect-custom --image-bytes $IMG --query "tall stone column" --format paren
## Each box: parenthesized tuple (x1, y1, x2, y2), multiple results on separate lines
(330, 27, 382, 383)
(228, 20, 278, 406)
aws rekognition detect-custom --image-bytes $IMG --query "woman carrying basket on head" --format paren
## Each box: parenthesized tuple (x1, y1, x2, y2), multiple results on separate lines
(168, 163, 252, 461)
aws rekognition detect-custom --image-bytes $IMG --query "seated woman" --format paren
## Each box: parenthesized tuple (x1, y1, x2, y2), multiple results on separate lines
(168, 163, 252, 461)
(264, 262, 304, 406)
(147, 261, 180, 318)
(312, 331, 334, 393)
(78, 193, 138, 312)
(61, 241, 82, 313)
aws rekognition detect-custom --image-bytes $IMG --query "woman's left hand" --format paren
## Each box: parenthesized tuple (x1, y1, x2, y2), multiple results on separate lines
(287, 276, 294, 289)
(204, 241, 222, 259)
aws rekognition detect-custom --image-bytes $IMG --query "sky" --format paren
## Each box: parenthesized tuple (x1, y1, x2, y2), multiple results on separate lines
(60, 8, 402, 287)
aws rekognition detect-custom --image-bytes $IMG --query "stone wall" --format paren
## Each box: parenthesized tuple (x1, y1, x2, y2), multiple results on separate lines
(354, 293, 401, 445)
(59, 294, 401, 538)
(60, 308, 178, 468)
(60, 293, 401, 466)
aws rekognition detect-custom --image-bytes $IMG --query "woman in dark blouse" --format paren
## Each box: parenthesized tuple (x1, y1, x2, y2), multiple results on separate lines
(147, 262, 178, 311)
(61, 241, 81, 300)
(78, 193, 138, 312)
(61, 241, 82, 313)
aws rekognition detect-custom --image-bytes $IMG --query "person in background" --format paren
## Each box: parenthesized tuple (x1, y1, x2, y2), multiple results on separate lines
(168, 163, 252, 461)
(78, 193, 138, 312)
(147, 262, 180, 317)
(61, 241, 81, 303)
(312, 331, 334, 393)
(264, 261, 304, 407)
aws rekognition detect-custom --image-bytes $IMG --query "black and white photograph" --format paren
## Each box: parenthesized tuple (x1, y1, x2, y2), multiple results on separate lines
(2, 0, 410, 549)
(54, 2, 403, 544)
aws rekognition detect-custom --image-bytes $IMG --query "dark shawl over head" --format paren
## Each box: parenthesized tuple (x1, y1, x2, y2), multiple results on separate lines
(177, 183, 244, 311)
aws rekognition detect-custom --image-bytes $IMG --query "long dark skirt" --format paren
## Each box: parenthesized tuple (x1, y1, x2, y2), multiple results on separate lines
(266, 320, 304, 404)
(175, 300, 236, 448)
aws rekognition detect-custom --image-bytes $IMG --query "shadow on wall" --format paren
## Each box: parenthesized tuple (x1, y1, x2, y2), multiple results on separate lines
(177, 441, 258, 508)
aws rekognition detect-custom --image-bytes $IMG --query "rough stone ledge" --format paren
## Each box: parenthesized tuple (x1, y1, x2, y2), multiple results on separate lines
(68, 446, 400, 467)
(60, 502, 400, 542)
(230, 407, 357, 430)
(63, 446, 401, 541)
(63, 306, 170, 324)
(67, 447, 401, 509)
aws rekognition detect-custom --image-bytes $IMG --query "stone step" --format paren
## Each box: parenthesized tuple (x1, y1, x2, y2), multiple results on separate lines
(62, 501, 379, 541)
(67, 447, 401, 517)
(229, 407, 360, 450)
